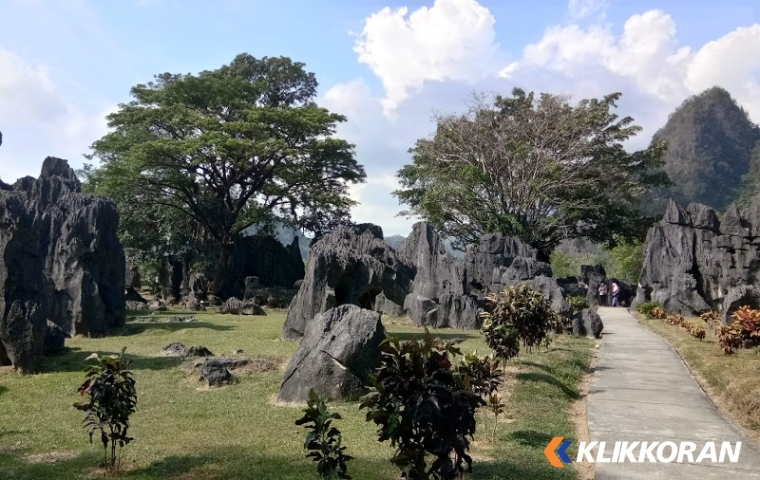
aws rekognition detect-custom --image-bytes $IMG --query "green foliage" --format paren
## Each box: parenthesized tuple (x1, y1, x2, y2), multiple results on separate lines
(636, 301, 664, 318)
(394, 87, 670, 255)
(360, 332, 487, 480)
(295, 390, 353, 480)
(549, 250, 598, 279)
(457, 352, 503, 397)
(738, 143, 760, 207)
(487, 393, 506, 444)
(481, 285, 561, 360)
(73, 348, 137, 472)
(85, 54, 366, 295)
(567, 296, 590, 313)
(551, 239, 644, 284)
(648, 86, 760, 213)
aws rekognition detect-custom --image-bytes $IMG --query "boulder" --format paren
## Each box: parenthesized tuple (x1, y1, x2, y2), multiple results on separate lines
(581, 264, 607, 307)
(557, 277, 588, 298)
(572, 309, 604, 338)
(44, 320, 67, 354)
(397, 222, 464, 299)
(721, 285, 760, 324)
(407, 295, 439, 327)
(283, 224, 415, 340)
(243, 276, 261, 301)
(437, 293, 481, 329)
(278, 305, 385, 403)
(463, 233, 539, 297)
(219, 297, 266, 315)
(188, 272, 208, 300)
(148, 299, 167, 312)
(161, 342, 189, 357)
(200, 358, 234, 387)
(0, 191, 46, 372)
(373, 291, 405, 317)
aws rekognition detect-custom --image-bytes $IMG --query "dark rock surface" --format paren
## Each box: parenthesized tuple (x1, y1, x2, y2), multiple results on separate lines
(437, 293, 481, 329)
(200, 358, 234, 387)
(278, 305, 385, 403)
(635, 199, 760, 320)
(581, 264, 607, 307)
(44, 320, 67, 354)
(572, 309, 604, 338)
(397, 222, 464, 299)
(219, 297, 266, 315)
(283, 224, 415, 340)
(373, 291, 405, 317)
(557, 276, 588, 298)
(161, 342, 213, 357)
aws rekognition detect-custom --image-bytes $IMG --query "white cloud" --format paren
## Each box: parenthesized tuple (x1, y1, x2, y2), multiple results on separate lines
(353, 0, 502, 114)
(567, 0, 608, 21)
(0, 50, 113, 182)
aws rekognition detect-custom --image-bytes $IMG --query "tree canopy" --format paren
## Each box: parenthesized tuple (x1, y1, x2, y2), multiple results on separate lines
(394, 88, 670, 256)
(85, 54, 366, 294)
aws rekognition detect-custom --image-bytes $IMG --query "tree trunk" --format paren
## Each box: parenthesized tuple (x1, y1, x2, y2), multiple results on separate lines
(209, 239, 234, 299)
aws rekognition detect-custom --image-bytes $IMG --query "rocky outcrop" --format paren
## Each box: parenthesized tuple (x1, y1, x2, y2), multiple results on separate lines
(283, 224, 415, 340)
(219, 297, 266, 316)
(373, 291, 405, 317)
(230, 234, 305, 296)
(572, 309, 604, 338)
(398, 222, 464, 299)
(0, 158, 126, 371)
(278, 305, 385, 403)
(635, 199, 760, 320)
(581, 264, 607, 307)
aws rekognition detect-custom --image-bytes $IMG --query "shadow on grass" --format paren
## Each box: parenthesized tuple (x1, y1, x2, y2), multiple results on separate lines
(38, 348, 182, 374)
(515, 372, 579, 399)
(472, 457, 577, 480)
(508, 430, 556, 449)
(124, 321, 233, 335)
(0, 385, 7, 397)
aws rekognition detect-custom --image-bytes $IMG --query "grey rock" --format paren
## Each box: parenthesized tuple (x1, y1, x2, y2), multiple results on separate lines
(407, 295, 438, 327)
(188, 272, 208, 299)
(572, 309, 604, 338)
(44, 320, 67, 354)
(581, 264, 607, 308)
(663, 199, 691, 226)
(686, 203, 720, 232)
(283, 224, 414, 340)
(720, 204, 747, 236)
(397, 221, 464, 299)
(557, 276, 588, 298)
(373, 291, 405, 317)
(721, 285, 760, 324)
(200, 359, 234, 387)
(437, 293, 481, 329)
(148, 299, 167, 312)
(161, 342, 188, 357)
(463, 233, 538, 297)
(187, 345, 213, 357)
(219, 297, 266, 315)
(278, 305, 385, 403)
(243, 276, 261, 301)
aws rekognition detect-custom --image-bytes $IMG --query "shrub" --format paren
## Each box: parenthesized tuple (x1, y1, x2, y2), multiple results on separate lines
(682, 321, 706, 341)
(717, 306, 760, 355)
(457, 352, 503, 398)
(637, 301, 663, 318)
(651, 306, 667, 320)
(481, 285, 560, 360)
(700, 310, 720, 326)
(360, 332, 487, 480)
(666, 314, 685, 326)
(567, 295, 590, 314)
(73, 348, 137, 472)
(295, 390, 353, 480)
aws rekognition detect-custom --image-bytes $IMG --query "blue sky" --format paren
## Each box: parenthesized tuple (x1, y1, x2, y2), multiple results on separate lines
(2, 0, 760, 235)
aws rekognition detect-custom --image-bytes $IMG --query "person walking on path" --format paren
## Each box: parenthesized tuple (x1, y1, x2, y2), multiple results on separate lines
(598, 282, 608, 306)
(611, 281, 620, 307)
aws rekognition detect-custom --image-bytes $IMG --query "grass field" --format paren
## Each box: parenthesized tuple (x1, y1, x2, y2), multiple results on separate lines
(636, 313, 760, 441)
(0, 310, 594, 480)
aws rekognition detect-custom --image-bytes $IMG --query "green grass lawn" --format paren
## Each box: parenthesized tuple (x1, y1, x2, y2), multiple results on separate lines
(0, 310, 594, 480)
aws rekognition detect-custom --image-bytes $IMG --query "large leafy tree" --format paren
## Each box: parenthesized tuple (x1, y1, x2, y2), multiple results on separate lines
(86, 54, 366, 295)
(394, 88, 670, 257)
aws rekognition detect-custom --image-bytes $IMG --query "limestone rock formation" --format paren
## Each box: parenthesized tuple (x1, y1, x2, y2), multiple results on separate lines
(397, 222, 464, 299)
(219, 297, 266, 315)
(572, 309, 604, 338)
(635, 199, 760, 320)
(1, 158, 126, 371)
(373, 291, 405, 317)
(581, 264, 607, 307)
(283, 224, 415, 340)
(278, 305, 385, 403)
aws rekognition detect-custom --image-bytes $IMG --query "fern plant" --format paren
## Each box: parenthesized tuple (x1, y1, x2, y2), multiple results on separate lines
(295, 390, 353, 480)
(73, 348, 137, 472)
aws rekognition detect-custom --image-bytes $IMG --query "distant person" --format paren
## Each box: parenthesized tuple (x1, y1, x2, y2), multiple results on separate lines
(598, 282, 608, 306)
(611, 281, 621, 307)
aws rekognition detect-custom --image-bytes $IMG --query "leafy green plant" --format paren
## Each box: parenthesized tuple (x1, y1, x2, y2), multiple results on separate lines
(567, 295, 590, 313)
(360, 331, 486, 480)
(481, 285, 560, 360)
(487, 393, 506, 444)
(295, 390, 353, 480)
(637, 301, 664, 318)
(73, 348, 137, 472)
(457, 352, 503, 397)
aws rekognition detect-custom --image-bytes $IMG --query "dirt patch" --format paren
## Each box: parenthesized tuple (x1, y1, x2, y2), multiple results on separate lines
(571, 341, 599, 480)
(25, 450, 79, 464)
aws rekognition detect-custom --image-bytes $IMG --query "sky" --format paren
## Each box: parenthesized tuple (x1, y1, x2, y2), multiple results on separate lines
(2, 0, 760, 236)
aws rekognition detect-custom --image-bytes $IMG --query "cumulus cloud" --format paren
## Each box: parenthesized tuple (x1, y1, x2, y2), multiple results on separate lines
(353, 0, 502, 114)
(328, 1, 760, 234)
(0, 50, 113, 182)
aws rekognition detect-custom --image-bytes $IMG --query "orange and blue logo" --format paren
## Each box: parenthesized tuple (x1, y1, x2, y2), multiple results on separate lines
(544, 436, 573, 468)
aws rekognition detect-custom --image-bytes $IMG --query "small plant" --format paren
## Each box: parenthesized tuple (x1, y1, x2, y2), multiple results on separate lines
(360, 331, 485, 480)
(651, 306, 667, 319)
(458, 352, 503, 397)
(682, 321, 706, 341)
(487, 393, 506, 444)
(295, 390, 353, 480)
(73, 348, 137, 472)
(637, 301, 664, 318)
(717, 306, 760, 355)
(666, 314, 685, 326)
(567, 295, 590, 313)
(481, 285, 560, 361)
(700, 310, 720, 326)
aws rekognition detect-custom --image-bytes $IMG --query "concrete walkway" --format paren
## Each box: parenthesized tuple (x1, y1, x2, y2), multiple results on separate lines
(587, 307, 760, 479)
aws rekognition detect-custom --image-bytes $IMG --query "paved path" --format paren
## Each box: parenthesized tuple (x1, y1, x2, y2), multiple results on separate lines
(587, 307, 760, 479)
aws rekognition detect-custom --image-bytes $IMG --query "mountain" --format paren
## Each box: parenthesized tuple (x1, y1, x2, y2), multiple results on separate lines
(384, 235, 406, 250)
(649, 86, 760, 213)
